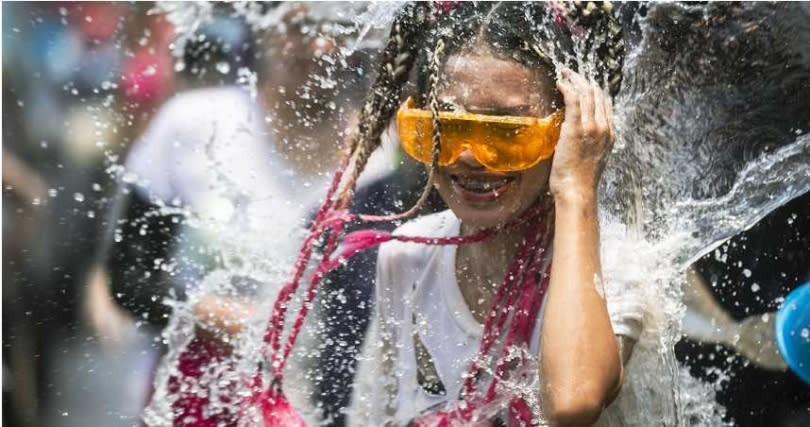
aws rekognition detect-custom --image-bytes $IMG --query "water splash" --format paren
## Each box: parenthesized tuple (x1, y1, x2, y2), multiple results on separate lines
(137, 2, 809, 426)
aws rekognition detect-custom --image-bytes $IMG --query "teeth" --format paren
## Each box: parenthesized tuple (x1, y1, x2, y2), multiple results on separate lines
(455, 177, 512, 193)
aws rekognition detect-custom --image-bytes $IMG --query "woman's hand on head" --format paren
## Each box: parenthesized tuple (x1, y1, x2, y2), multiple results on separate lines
(548, 69, 616, 203)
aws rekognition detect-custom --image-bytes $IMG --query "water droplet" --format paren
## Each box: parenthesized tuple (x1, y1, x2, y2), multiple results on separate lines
(216, 61, 231, 75)
(742, 268, 752, 278)
(801, 328, 809, 340)
(750, 283, 760, 292)
(48, 189, 58, 198)
(143, 65, 157, 76)
(122, 172, 137, 184)
(73, 193, 85, 202)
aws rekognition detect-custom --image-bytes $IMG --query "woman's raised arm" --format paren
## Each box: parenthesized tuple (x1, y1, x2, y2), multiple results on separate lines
(540, 70, 629, 426)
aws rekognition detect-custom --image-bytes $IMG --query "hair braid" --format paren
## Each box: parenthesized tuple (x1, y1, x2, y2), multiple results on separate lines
(427, 37, 445, 169)
(567, 1, 625, 96)
(394, 26, 448, 219)
(337, 3, 432, 207)
(359, 5, 450, 222)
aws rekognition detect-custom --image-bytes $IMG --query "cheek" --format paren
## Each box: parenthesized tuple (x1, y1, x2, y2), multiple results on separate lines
(434, 169, 456, 199)
(518, 161, 552, 199)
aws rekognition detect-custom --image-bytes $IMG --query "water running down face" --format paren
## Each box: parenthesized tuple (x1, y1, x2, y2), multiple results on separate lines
(433, 49, 561, 229)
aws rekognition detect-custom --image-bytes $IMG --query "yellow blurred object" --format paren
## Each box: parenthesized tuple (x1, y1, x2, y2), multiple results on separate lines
(396, 97, 563, 172)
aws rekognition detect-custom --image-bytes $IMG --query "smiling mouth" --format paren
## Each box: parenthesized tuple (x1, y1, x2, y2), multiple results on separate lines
(450, 174, 517, 200)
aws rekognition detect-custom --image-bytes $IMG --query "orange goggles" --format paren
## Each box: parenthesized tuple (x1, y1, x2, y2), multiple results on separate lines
(396, 97, 563, 172)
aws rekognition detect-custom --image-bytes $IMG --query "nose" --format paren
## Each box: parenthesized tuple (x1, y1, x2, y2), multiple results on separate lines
(455, 146, 485, 169)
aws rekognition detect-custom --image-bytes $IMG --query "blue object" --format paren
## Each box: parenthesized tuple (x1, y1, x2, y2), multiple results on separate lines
(775, 282, 810, 385)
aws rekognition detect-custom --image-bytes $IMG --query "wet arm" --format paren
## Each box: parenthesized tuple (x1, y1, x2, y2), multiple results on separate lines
(540, 71, 626, 426)
(194, 294, 258, 340)
(541, 192, 623, 426)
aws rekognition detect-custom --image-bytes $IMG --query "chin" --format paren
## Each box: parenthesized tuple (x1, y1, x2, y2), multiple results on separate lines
(453, 207, 518, 230)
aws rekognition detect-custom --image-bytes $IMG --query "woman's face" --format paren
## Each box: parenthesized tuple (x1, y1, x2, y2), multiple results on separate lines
(433, 50, 558, 229)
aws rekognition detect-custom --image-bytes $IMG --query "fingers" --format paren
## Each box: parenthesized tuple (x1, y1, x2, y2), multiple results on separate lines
(559, 70, 593, 133)
(557, 69, 613, 133)
(576, 74, 595, 134)
(592, 79, 616, 147)
(605, 94, 616, 144)
(557, 69, 580, 126)
(557, 69, 615, 144)
(592, 79, 607, 132)
(549, 70, 615, 193)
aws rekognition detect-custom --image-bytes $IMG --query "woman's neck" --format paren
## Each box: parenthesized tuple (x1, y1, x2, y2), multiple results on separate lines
(456, 221, 527, 324)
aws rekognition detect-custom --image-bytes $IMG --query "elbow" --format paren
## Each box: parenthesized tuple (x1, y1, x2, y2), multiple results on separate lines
(543, 352, 626, 425)
(545, 388, 612, 427)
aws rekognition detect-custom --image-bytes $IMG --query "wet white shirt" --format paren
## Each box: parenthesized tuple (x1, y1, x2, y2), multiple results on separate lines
(125, 86, 329, 258)
(351, 209, 645, 425)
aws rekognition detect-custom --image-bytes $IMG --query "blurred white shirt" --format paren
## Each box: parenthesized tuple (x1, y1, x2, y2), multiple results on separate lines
(125, 85, 329, 261)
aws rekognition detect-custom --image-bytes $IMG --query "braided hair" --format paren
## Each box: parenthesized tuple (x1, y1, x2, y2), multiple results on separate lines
(337, 3, 433, 206)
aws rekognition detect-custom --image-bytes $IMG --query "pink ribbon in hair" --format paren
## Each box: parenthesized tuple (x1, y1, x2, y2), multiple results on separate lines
(435, 1, 460, 14)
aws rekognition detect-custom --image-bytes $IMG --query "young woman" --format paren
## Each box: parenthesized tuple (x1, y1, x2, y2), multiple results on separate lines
(163, 3, 640, 426)
(345, 3, 642, 425)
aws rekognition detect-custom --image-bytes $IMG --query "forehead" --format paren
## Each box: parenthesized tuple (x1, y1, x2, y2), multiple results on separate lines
(437, 52, 555, 115)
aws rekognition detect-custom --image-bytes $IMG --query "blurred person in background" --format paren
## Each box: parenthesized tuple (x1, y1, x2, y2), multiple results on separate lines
(3, 148, 48, 425)
(2, 3, 175, 425)
(85, 7, 259, 348)
(83, 4, 375, 424)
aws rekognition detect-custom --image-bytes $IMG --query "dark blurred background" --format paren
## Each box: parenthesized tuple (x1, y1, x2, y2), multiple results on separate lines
(4, 3, 177, 426)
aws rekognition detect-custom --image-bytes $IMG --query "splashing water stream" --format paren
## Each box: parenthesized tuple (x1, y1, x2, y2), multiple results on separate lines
(139, 2, 809, 426)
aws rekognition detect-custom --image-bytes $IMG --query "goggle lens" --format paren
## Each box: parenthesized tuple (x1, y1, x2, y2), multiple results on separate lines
(397, 98, 562, 172)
